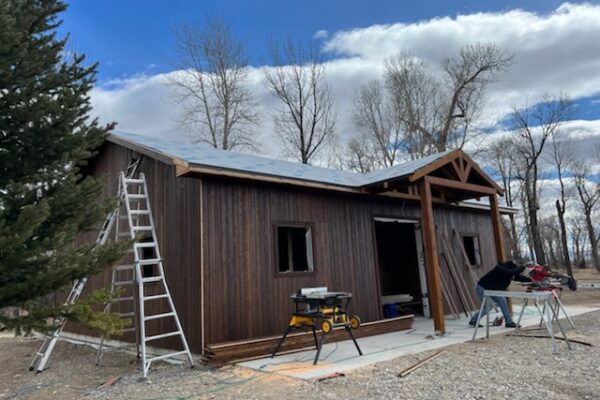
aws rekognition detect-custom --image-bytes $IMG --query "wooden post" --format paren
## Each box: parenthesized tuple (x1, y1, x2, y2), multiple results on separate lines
(490, 194, 511, 311)
(489, 194, 506, 263)
(420, 177, 445, 334)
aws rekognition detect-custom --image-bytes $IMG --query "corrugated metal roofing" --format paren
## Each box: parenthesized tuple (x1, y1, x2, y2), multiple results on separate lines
(109, 131, 453, 188)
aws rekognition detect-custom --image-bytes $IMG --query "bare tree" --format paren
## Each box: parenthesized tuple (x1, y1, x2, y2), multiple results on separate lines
(170, 13, 259, 151)
(568, 215, 587, 268)
(352, 80, 403, 167)
(383, 55, 442, 158)
(384, 43, 512, 156)
(573, 163, 600, 271)
(346, 135, 377, 173)
(263, 40, 336, 164)
(540, 217, 562, 268)
(510, 95, 574, 265)
(548, 132, 575, 277)
(487, 138, 521, 259)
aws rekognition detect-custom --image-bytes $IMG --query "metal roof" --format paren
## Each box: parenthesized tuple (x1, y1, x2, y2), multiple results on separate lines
(109, 131, 453, 188)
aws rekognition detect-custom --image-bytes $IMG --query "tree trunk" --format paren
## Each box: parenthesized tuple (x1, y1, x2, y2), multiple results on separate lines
(556, 200, 573, 278)
(585, 213, 600, 271)
(529, 207, 546, 264)
(507, 214, 521, 259)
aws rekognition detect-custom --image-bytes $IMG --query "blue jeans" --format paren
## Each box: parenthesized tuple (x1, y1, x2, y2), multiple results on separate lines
(469, 285, 513, 324)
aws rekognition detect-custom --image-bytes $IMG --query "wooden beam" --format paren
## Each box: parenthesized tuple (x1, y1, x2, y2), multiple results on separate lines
(419, 177, 446, 334)
(407, 149, 504, 194)
(463, 154, 504, 194)
(489, 194, 506, 263)
(426, 176, 498, 195)
(462, 159, 472, 183)
(451, 159, 463, 181)
(409, 150, 461, 183)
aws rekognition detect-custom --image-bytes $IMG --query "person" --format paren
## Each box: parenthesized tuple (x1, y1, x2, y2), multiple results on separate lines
(468, 260, 531, 328)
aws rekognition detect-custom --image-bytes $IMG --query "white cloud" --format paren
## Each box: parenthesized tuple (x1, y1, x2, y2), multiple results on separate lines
(313, 29, 329, 39)
(90, 3, 600, 161)
(323, 3, 600, 120)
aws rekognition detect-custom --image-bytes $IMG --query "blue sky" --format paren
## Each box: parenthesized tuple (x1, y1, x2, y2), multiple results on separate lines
(61, 0, 571, 81)
(68, 1, 600, 170)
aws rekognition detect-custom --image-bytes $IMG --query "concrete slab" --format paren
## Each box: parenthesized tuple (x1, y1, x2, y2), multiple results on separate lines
(238, 304, 598, 380)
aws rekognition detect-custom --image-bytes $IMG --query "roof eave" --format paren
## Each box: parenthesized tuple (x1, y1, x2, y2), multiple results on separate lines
(107, 134, 189, 168)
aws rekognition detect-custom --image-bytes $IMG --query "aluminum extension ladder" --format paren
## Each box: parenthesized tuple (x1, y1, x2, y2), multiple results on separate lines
(30, 158, 142, 374)
(31, 160, 194, 377)
(95, 171, 195, 377)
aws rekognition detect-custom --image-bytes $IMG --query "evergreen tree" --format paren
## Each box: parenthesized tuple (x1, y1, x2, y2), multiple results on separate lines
(0, 0, 127, 334)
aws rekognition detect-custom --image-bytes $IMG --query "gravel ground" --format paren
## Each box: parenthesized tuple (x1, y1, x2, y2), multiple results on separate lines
(2, 289, 599, 400)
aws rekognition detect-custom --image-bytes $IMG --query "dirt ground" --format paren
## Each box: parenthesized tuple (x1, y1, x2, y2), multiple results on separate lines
(1, 269, 599, 400)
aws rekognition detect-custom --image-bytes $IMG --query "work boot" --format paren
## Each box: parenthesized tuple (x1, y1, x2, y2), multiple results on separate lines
(505, 322, 520, 328)
(468, 320, 483, 328)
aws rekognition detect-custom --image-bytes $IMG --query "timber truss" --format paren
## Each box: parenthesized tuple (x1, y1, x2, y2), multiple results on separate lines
(365, 150, 506, 335)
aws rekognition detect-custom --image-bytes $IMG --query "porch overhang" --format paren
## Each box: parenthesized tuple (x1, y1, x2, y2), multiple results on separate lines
(364, 150, 506, 336)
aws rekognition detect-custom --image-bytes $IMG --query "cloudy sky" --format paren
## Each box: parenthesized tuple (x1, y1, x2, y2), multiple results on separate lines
(60, 0, 600, 185)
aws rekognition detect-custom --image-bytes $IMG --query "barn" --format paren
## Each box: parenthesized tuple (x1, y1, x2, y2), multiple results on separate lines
(70, 131, 510, 359)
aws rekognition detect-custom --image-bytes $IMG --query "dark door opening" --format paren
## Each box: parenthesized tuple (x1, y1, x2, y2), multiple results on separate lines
(374, 220, 426, 317)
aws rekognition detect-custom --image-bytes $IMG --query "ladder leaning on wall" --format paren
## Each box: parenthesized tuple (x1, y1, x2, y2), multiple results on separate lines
(30, 159, 195, 377)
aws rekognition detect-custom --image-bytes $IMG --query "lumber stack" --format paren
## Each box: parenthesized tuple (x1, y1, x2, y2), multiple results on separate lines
(202, 314, 414, 365)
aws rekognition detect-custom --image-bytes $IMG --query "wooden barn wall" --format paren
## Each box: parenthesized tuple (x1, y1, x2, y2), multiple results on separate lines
(433, 206, 497, 315)
(66, 142, 204, 354)
(202, 177, 498, 345)
(66, 141, 500, 350)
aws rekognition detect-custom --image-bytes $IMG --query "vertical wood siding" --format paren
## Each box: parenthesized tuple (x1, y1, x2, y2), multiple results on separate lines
(67, 142, 203, 353)
(71, 142, 498, 350)
(202, 177, 496, 344)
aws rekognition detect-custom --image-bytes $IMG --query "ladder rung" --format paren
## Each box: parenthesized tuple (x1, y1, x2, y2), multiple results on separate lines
(118, 232, 133, 238)
(119, 312, 135, 318)
(144, 312, 175, 321)
(114, 280, 134, 286)
(144, 294, 169, 301)
(121, 327, 136, 333)
(115, 264, 134, 271)
(142, 276, 162, 284)
(130, 209, 150, 215)
(145, 331, 181, 342)
(137, 258, 161, 266)
(124, 178, 145, 184)
(132, 226, 153, 231)
(127, 194, 147, 199)
(147, 351, 189, 364)
(113, 296, 134, 302)
(135, 242, 156, 248)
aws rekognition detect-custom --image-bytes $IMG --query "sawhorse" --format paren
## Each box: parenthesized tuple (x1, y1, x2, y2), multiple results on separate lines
(528, 288, 575, 329)
(471, 290, 572, 354)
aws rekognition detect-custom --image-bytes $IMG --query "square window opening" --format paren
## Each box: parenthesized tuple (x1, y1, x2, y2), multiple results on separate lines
(462, 234, 481, 267)
(277, 225, 314, 273)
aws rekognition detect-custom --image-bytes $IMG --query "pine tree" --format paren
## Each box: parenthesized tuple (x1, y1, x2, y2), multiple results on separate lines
(0, 0, 127, 334)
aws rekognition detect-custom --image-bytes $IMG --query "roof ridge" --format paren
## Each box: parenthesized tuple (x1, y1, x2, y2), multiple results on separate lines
(108, 131, 459, 188)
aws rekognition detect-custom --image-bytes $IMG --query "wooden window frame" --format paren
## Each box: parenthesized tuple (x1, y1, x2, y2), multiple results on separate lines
(273, 221, 316, 277)
(461, 232, 482, 268)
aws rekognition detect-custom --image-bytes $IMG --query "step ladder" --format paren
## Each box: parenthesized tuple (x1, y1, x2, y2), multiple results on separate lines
(95, 171, 195, 378)
(29, 158, 142, 374)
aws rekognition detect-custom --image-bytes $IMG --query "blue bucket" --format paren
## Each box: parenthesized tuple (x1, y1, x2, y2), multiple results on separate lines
(383, 303, 398, 318)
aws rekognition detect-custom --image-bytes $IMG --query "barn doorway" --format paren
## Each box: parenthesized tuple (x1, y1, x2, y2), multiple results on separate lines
(374, 218, 429, 317)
